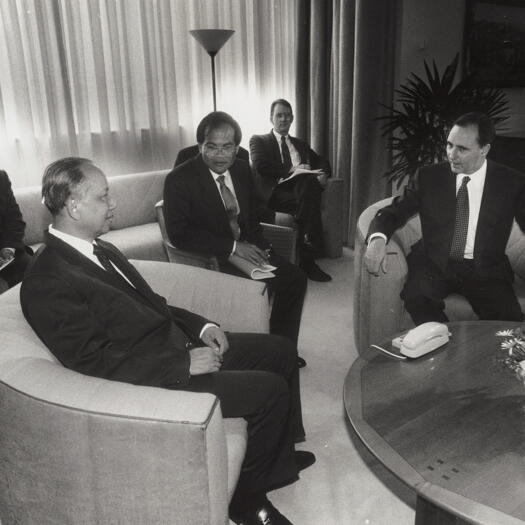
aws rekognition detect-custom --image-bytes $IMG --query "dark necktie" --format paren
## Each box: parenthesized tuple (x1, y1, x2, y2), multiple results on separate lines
(449, 176, 471, 260)
(217, 175, 240, 240)
(281, 135, 292, 173)
(93, 243, 120, 276)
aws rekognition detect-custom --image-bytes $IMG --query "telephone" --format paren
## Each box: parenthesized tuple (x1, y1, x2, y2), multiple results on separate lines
(392, 322, 451, 359)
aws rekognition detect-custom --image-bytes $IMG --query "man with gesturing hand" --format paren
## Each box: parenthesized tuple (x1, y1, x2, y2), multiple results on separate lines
(21, 157, 313, 525)
(364, 112, 525, 325)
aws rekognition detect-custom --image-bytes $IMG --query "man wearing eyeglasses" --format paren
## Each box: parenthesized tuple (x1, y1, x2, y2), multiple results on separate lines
(163, 112, 308, 369)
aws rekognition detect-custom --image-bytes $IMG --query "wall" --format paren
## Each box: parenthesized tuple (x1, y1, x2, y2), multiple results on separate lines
(398, 0, 525, 136)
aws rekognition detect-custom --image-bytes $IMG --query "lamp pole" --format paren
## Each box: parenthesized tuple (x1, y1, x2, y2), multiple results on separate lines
(210, 52, 217, 111)
(189, 29, 234, 111)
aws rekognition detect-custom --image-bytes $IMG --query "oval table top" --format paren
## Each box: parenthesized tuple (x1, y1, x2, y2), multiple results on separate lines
(344, 321, 525, 525)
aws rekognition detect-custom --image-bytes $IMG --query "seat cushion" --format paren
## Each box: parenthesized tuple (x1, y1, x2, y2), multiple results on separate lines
(101, 223, 166, 262)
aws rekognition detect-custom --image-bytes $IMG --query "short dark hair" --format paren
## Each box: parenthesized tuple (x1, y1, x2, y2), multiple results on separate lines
(196, 111, 242, 145)
(42, 157, 93, 215)
(452, 112, 495, 147)
(270, 98, 293, 116)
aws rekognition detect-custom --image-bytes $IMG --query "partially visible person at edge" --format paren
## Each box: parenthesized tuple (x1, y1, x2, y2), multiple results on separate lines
(0, 170, 32, 290)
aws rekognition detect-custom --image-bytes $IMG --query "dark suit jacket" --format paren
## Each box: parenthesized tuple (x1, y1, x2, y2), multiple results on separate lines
(249, 131, 331, 200)
(21, 233, 210, 388)
(163, 155, 269, 258)
(174, 144, 250, 168)
(0, 170, 26, 251)
(368, 160, 525, 280)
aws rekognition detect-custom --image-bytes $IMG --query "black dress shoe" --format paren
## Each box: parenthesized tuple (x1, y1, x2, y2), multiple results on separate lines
(297, 356, 307, 368)
(295, 450, 316, 472)
(231, 498, 294, 525)
(299, 261, 332, 282)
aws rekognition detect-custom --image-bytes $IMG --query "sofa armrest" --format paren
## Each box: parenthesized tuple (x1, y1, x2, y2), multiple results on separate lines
(0, 359, 234, 525)
(353, 213, 409, 353)
(131, 259, 270, 333)
(322, 178, 344, 258)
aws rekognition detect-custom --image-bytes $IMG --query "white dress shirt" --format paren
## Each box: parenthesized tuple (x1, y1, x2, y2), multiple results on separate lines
(48, 225, 135, 284)
(456, 160, 487, 259)
(273, 129, 301, 167)
(368, 160, 487, 260)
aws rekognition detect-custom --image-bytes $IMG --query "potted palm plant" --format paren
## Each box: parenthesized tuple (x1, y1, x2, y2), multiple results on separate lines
(378, 53, 509, 188)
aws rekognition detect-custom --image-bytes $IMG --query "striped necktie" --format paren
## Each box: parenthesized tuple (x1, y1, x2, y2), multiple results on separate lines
(449, 176, 471, 260)
(217, 175, 241, 240)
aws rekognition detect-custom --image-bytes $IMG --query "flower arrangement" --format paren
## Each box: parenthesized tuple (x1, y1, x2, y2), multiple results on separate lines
(496, 328, 525, 382)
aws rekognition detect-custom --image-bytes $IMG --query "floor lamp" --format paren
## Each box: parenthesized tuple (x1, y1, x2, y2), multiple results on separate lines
(189, 29, 234, 111)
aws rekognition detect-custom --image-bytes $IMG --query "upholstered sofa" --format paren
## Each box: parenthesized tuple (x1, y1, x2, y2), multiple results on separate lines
(14, 170, 170, 261)
(0, 259, 271, 524)
(353, 197, 525, 353)
(14, 168, 344, 263)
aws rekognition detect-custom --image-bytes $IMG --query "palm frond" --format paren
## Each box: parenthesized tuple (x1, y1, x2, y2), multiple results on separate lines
(378, 55, 510, 185)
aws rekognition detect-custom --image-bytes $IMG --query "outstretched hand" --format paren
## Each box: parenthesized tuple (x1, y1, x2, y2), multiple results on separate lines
(364, 237, 388, 276)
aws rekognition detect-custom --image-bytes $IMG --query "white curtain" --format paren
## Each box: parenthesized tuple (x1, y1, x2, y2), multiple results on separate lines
(0, 0, 296, 187)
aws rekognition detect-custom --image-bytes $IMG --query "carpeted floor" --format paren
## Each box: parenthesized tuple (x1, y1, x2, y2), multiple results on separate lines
(262, 248, 416, 524)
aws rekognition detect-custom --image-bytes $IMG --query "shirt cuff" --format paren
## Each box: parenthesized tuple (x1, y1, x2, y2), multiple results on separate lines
(230, 240, 236, 257)
(367, 233, 387, 245)
(199, 323, 219, 340)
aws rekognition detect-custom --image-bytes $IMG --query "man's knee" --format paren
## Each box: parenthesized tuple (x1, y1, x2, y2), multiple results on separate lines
(264, 334, 298, 362)
(272, 263, 307, 293)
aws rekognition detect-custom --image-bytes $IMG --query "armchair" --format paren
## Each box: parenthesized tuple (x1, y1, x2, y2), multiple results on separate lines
(155, 200, 297, 266)
(0, 260, 270, 524)
(353, 198, 525, 353)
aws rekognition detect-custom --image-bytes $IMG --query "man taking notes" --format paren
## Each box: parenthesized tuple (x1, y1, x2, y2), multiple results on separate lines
(163, 111, 308, 367)
(21, 157, 314, 525)
(364, 112, 525, 325)
(250, 99, 332, 282)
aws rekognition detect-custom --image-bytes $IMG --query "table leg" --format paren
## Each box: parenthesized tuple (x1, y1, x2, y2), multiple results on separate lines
(415, 496, 471, 525)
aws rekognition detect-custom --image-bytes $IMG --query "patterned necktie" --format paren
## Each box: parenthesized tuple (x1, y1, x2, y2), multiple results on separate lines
(449, 176, 471, 260)
(281, 135, 292, 173)
(217, 175, 241, 240)
(93, 243, 119, 276)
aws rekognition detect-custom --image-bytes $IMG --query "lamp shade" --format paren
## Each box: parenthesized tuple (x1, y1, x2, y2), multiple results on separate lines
(189, 29, 234, 57)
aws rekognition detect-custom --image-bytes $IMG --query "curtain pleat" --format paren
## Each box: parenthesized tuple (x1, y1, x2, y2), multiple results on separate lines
(0, 0, 297, 187)
(295, 0, 397, 246)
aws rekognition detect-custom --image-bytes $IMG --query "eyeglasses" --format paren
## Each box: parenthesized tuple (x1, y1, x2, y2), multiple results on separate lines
(203, 144, 237, 156)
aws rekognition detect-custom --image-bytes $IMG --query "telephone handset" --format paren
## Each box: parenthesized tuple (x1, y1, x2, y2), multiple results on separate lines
(392, 322, 451, 358)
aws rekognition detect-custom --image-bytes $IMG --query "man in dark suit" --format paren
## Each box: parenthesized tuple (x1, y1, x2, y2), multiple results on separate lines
(163, 112, 308, 368)
(250, 99, 332, 282)
(0, 170, 32, 289)
(364, 112, 525, 324)
(21, 157, 314, 525)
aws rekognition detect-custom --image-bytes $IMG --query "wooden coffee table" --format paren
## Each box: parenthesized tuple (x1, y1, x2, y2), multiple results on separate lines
(344, 321, 525, 525)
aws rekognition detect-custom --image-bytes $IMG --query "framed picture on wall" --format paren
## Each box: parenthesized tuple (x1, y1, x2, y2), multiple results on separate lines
(465, 0, 525, 87)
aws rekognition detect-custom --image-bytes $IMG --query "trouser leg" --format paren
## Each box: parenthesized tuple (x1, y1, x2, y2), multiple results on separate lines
(451, 261, 524, 321)
(401, 250, 450, 325)
(179, 333, 300, 492)
(218, 257, 307, 346)
(264, 253, 307, 345)
(269, 175, 324, 259)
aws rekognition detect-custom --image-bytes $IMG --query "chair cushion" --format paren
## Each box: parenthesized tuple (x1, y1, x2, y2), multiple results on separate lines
(100, 223, 166, 261)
